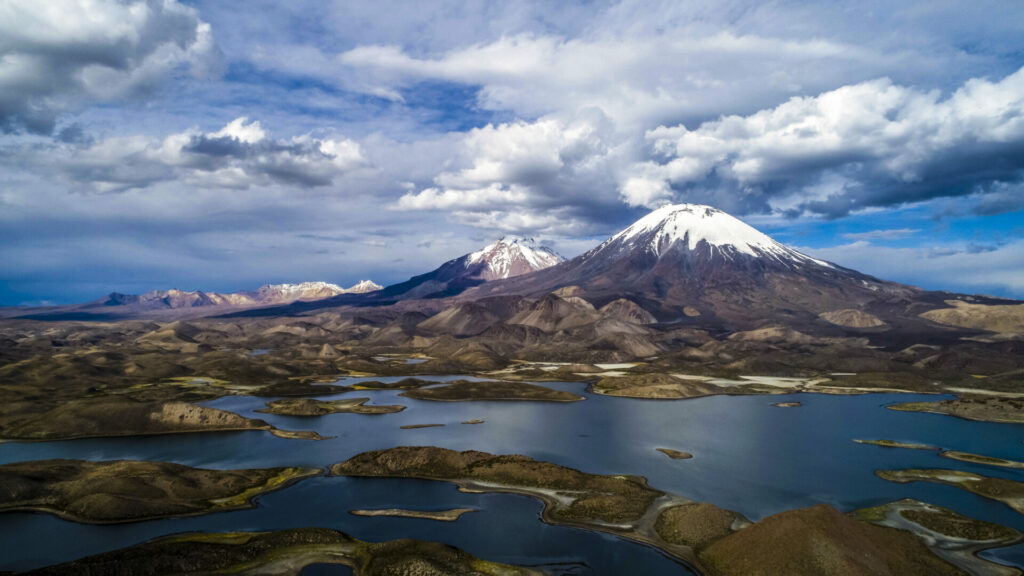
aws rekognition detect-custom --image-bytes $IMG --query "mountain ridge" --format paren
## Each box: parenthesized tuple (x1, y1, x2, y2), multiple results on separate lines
(10, 205, 1021, 337)
(239, 237, 567, 314)
(460, 203, 917, 328)
(7, 279, 383, 319)
(95, 279, 384, 310)
(214, 203, 1018, 339)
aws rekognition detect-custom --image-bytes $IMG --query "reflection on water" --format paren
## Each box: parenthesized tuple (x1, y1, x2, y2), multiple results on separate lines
(1, 375, 1022, 573)
(302, 563, 354, 576)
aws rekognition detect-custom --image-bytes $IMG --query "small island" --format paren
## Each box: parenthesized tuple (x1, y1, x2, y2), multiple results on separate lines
(352, 377, 436, 390)
(0, 459, 320, 524)
(0, 397, 321, 442)
(329, 447, 991, 575)
(400, 423, 445, 429)
(940, 450, 1024, 469)
(877, 469, 1024, 514)
(853, 439, 939, 451)
(591, 373, 740, 399)
(267, 428, 329, 440)
(400, 380, 584, 402)
(771, 401, 801, 408)
(257, 397, 405, 416)
(656, 448, 694, 460)
(332, 447, 665, 526)
(349, 508, 476, 522)
(888, 396, 1024, 424)
(252, 380, 353, 397)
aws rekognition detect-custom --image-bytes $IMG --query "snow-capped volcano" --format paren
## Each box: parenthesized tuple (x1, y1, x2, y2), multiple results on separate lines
(595, 203, 830, 268)
(219, 203, 918, 331)
(350, 237, 565, 301)
(77, 279, 382, 313)
(251, 280, 381, 301)
(466, 237, 564, 280)
(465, 203, 917, 327)
(254, 281, 347, 302)
(346, 279, 384, 293)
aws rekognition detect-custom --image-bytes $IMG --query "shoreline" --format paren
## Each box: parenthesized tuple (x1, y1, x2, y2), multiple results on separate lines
(333, 471, 708, 573)
(0, 424, 324, 443)
(0, 466, 323, 525)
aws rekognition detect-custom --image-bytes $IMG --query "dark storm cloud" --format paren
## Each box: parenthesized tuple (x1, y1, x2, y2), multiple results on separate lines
(0, 0, 221, 135)
(3, 0, 1024, 302)
(630, 70, 1024, 218)
(971, 183, 1024, 216)
(22, 117, 367, 192)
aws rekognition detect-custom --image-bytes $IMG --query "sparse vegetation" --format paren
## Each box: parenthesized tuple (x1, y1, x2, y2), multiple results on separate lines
(21, 528, 542, 575)
(329, 447, 995, 576)
(0, 459, 319, 523)
(331, 447, 661, 524)
(656, 448, 693, 459)
(940, 450, 1024, 469)
(257, 397, 405, 416)
(889, 396, 1024, 423)
(654, 503, 737, 548)
(698, 504, 965, 576)
(0, 397, 319, 441)
(349, 508, 477, 522)
(400, 380, 584, 402)
(876, 469, 1024, 514)
(853, 439, 938, 450)
(899, 508, 1017, 541)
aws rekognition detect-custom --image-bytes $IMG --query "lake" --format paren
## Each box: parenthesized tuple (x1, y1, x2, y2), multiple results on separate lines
(1, 376, 1022, 573)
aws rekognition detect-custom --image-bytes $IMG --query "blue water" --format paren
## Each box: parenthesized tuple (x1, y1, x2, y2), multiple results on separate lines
(1, 376, 1023, 573)
(303, 564, 354, 576)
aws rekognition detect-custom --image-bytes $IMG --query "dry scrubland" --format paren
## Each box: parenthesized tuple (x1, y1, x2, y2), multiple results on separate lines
(0, 460, 320, 523)
(22, 528, 543, 576)
(330, 446, 1015, 576)
(1, 292, 1023, 574)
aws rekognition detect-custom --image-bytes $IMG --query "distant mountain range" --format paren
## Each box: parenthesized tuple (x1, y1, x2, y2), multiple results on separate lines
(7, 280, 381, 319)
(101, 280, 384, 309)
(8, 237, 565, 319)
(465, 204, 925, 329)
(8, 205, 1018, 342)
(361, 237, 564, 302)
(211, 204, 1021, 351)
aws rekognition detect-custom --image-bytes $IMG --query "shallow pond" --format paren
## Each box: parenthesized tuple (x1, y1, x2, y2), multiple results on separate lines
(1, 376, 1023, 573)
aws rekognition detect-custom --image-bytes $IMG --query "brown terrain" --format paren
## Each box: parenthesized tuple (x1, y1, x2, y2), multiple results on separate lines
(698, 504, 965, 576)
(257, 397, 405, 416)
(876, 469, 1024, 514)
(889, 396, 1024, 423)
(329, 447, 1003, 576)
(1, 205, 1023, 574)
(20, 528, 542, 576)
(0, 459, 320, 523)
(400, 380, 584, 402)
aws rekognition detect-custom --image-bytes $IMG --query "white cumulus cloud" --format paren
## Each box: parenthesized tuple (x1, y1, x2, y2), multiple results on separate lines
(23, 117, 367, 192)
(392, 111, 627, 234)
(634, 66, 1024, 216)
(0, 0, 221, 134)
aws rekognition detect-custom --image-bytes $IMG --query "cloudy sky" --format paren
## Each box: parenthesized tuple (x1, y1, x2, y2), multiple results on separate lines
(2, 0, 1024, 305)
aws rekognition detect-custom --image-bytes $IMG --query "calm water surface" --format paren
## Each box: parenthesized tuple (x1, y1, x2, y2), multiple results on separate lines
(1, 376, 1022, 573)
